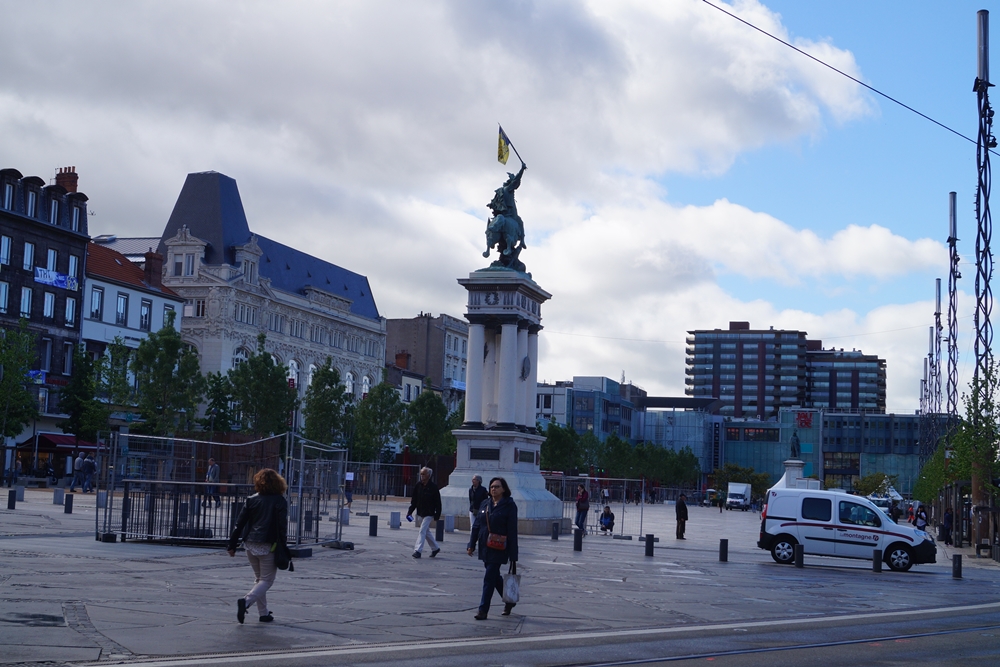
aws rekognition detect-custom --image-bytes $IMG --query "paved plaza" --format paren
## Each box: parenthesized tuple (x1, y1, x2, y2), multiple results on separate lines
(2, 488, 999, 666)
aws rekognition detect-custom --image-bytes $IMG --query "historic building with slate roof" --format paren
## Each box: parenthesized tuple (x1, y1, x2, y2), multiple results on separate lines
(151, 171, 386, 422)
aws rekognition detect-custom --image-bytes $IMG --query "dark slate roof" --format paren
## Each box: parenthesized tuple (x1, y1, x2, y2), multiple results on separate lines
(156, 171, 251, 266)
(157, 171, 380, 321)
(93, 236, 162, 261)
(256, 234, 380, 321)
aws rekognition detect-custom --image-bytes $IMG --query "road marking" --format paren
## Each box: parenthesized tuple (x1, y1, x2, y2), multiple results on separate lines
(91, 600, 1000, 667)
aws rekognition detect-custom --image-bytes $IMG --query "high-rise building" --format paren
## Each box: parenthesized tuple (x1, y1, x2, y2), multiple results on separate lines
(686, 321, 886, 418)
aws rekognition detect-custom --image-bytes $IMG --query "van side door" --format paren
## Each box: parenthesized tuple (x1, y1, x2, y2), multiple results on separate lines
(798, 496, 835, 556)
(835, 500, 883, 559)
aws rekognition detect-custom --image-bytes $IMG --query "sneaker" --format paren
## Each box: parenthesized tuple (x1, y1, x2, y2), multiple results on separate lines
(237, 598, 246, 624)
(412, 551, 421, 558)
(430, 548, 440, 558)
(259, 613, 273, 623)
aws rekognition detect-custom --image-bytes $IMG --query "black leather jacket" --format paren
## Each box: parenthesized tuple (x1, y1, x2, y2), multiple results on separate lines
(227, 493, 288, 550)
(468, 496, 518, 564)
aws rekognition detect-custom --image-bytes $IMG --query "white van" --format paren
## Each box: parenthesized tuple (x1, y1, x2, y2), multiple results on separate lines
(757, 487, 935, 572)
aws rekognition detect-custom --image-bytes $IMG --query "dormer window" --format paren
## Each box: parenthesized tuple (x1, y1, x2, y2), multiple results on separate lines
(71, 207, 80, 231)
(185, 253, 195, 276)
(3, 183, 12, 210)
(242, 259, 256, 284)
(26, 191, 36, 217)
(50, 199, 59, 224)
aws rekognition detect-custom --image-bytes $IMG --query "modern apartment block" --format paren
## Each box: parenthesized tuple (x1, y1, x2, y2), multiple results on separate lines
(686, 321, 887, 418)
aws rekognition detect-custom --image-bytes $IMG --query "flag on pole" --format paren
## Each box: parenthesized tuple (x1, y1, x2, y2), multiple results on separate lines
(498, 125, 511, 165)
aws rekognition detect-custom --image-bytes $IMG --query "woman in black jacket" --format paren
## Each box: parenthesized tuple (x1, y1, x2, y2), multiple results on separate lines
(467, 476, 518, 620)
(227, 468, 288, 624)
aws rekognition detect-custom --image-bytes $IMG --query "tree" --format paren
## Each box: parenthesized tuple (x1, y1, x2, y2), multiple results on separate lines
(712, 462, 771, 500)
(352, 381, 406, 462)
(302, 358, 350, 445)
(59, 349, 108, 443)
(96, 337, 134, 410)
(0, 320, 38, 442)
(853, 472, 899, 498)
(540, 422, 581, 472)
(199, 372, 235, 436)
(404, 390, 452, 457)
(131, 312, 205, 435)
(228, 333, 298, 437)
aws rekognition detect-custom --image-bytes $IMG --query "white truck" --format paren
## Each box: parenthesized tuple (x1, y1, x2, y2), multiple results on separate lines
(725, 482, 752, 511)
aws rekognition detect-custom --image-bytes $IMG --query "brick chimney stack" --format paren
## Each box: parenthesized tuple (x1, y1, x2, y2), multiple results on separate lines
(144, 249, 164, 288)
(395, 351, 411, 370)
(55, 166, 78, 193)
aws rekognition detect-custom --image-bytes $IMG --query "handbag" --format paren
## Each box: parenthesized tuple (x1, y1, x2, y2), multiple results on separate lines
(485, 509, 507, 551)
(273, 542, 294, 572)
(502, 562, 520, 604)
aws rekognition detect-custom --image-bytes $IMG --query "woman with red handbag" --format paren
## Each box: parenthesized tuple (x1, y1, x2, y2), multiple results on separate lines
(467, 476, 518, 620)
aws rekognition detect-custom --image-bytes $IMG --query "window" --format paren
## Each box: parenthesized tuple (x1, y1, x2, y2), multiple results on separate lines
(173, 256, 182, 277)
(20, 287, 32, 317)
(50, 199, 59, 224)
(139, 299, 152, 331)
(43, 292, 55, 318)
(268, 312, 284, 333)
(116, 293, 128, 327)
(462, 339, 467, 354)
(801, 497, 832, 521)
(26, 191, 36, 217)
(184, 253, 195, 276)
(242, 260, 256, 284)
(65, 297, 76, 326)
(68, 255, 79, 278)
(192, 299, 205, 317)
(743, 428, 780, 442)
(308, 364, 316, 386)
(232, 347, 250, 370)
(0, 235, 9, 264)
(0, 281, 7, 314)
(362, 376, 371, 396)
(40, 337, 52, 372)
(71, 207, 80, 232)
(163, 304, 174, 325)
(235, 303, 256, 325)
(838, 501, 880, 527)
(287, 360, 299, 389)
(2, 183, 11, 210)
(345, 372, 354, 395)
(23, 242, 34, 270)
(90, 287, 104, 319)
(47, 248, 57, 271)
(37, 387, 49, 414)
(63, 343, 73, 375)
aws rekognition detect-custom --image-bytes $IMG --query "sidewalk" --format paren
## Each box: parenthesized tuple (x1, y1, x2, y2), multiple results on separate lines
(1, 488, 998, 664)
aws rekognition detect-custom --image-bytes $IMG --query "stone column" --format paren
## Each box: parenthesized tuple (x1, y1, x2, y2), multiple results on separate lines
(463, 322, 485, 426)
(498, 321, 519, 429)
(525, 328, 540, 433)
(515, 325, 528, 428)
(482, 328, 497, 425)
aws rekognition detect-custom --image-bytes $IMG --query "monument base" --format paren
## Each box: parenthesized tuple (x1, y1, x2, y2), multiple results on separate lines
(440, 429, 563, 535)
(772, 459, 821, 490)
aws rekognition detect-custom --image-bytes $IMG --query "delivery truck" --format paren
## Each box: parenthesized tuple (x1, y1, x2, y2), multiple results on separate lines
(725, 482, 751, 511)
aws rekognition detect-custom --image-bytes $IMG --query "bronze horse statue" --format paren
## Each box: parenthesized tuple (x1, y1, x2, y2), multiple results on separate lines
(484, 163, 527, 273)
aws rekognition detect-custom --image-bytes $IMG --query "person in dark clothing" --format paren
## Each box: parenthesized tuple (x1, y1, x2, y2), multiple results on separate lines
(942, 507, 954, 546)
(204, 457, 221, 508)
(575, 484, 589, 535)
(407, 467, 441, 558)
(468, 476, 518, 620)
(227, 469, 288, 624)
(599, 506, 615, 534)
(675, 494, 689, 539)
(889, 501, 903, 523)
(469, 474, 488, 527)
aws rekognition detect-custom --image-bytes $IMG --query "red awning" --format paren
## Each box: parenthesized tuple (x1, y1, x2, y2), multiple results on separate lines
(33, 433, 101, 451)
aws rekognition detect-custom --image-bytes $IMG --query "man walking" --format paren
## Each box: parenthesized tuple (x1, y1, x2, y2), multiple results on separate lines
(407, 467, 441, 558)
(675, 493, 688, 540)
(70, 452, 84, 492)
(204, 457, 221, 508)
(468, 474, 488, 527)
(81, 454, 96, 493)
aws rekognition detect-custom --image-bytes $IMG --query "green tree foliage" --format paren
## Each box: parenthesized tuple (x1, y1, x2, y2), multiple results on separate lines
(852, 472, 899, 497)
(352, 381, 406, 462)
(229, 333, 298, 437)
(131, 313, 206, 435)
(199, 372, 235, 435)
(302, 358, 351, 445)
(404, 390, 452, 456)
(59, 349, 108, 442)
(96, 337, 134, 409)
(0, 320, 38, 440)
(712, 462, 771, 499)
(540, 422, 581, 472)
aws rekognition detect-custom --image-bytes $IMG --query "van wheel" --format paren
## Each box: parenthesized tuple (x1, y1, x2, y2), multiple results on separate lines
(886, 545, 913, 572)
(771, 536, 796, 564)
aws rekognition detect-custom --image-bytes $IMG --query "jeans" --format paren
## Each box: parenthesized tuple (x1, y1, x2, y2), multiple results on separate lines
(82, 473, 93, 493)
(414, 515, 439, 553)
(479, 561, 503, 612)
(245, 551, 277, 615)
(575, 510, 588, 534)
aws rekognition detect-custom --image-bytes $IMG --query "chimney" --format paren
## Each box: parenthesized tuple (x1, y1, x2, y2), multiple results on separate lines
(144, 249, 164, 288)
(395, 351, 411, 370)
(55, 166, 78, 193)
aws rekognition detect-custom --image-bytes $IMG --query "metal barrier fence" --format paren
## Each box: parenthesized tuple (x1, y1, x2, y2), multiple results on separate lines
(97, 432, 347, 546)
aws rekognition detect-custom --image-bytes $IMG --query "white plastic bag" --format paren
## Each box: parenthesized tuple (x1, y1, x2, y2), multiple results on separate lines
(502, 562, 520, 604)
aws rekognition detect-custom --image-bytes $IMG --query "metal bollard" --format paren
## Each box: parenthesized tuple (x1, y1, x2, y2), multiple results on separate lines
(53, 488, 65, 505)
(872, 549, 882, 572)
(573, 528, 583, 552)
(16, 486, 24, 502)
(390, 511, 401, 529)
(369, 515, 378, 537)
(719, 539, 728, 562)
(552, 521, 560, 540)
(7, 489, 15, 510)
(435, 518, 445, 542)
(445, 515, 455, 533)
(953, 554, 962, 579)
(339, 507, 349, 526)
(645, 534, 655, 557)
(64, 494, 74, 514)
(794, 544, 804, 568)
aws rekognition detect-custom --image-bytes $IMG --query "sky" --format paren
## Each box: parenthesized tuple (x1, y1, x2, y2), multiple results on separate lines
(0, 0, 993, 413)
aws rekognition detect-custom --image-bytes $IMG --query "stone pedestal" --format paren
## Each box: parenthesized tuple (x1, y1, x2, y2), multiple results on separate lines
(438, 268, 563, 535)
(773, 459, 820, 490)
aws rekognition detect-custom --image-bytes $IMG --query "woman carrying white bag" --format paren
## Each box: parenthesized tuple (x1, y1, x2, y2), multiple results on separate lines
(467, 476, 519, 620)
